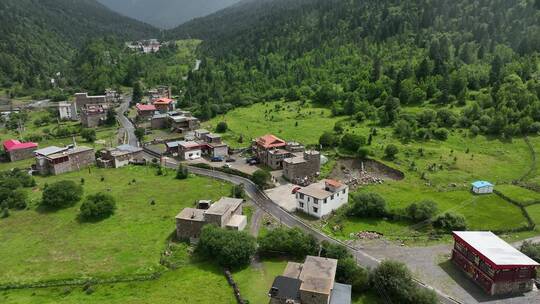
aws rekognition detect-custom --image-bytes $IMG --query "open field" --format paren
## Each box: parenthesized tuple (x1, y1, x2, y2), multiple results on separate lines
(204, 100, 344, 148)
(0, 166, 232, 285)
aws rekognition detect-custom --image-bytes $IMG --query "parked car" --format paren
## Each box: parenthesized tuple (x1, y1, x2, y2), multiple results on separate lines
(211, 156, 224, 162)
(292, 186, 302, 194)
(225, 158, 236, 163)
(222, 164, 232, 169)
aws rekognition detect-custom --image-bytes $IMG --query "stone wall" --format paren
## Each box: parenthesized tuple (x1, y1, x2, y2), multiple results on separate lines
(80, 112, 105, 128)
(8, 147, 36, 162)
(176, 218, 205, 239)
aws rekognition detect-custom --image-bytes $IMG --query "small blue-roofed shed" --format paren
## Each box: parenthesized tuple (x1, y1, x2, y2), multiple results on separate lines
(471, 181, 494, 194)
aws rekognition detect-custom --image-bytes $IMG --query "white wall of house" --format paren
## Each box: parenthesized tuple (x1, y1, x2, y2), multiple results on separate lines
(183, 149, 202, 160)
(472, 186, 493, 194)
(212, 146, 229, 158)
(114, 158, 130, 168)
(296, 187, 349, 218)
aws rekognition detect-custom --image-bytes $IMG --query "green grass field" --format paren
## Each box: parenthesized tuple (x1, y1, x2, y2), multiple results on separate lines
(0, 166, 232, 285)
(204, 100, 344, 148)
(496, 184, 540, 205)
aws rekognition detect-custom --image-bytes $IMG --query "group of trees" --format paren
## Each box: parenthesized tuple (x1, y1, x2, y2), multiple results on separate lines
(0, 169, 35, 217)
(343, 193, 467, 232)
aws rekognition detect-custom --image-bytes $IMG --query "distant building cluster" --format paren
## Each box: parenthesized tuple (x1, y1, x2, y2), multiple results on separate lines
(55, 91, 119, 127)
(126, 39, 162, 54)
(165, 129, 229, 160)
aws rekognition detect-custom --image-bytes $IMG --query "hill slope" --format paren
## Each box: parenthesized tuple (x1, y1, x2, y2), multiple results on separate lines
(98, 0, 242, 29)
(0, 0, 157, 88)
(171, 0, 540, 140)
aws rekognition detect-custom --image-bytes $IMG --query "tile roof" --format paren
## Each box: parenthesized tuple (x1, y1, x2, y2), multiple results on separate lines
(256, 134, 287, 149)
(153, 98, 174, 105)
(136, 103, 156, 111)
(3, 139, 38, 152)
(325, 179, 343, 188)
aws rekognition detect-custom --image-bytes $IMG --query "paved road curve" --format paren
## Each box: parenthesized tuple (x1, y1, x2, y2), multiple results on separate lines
(117, 95, 138, 147)
(169, 163, 461, 304)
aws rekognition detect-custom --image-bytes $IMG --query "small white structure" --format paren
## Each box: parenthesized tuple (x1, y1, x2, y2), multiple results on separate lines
(295, 179, 349, 218)
(471, 181, 494, 194)
(57, 102, 76, 120)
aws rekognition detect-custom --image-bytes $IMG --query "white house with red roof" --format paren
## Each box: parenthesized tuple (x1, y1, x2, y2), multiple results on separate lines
(2, 139, 38, 162)
(295, 179, 349, 218)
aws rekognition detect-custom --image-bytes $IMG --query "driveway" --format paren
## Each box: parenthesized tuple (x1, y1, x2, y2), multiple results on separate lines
(265, 183, 298, 212)
(185, 155, 259, 175)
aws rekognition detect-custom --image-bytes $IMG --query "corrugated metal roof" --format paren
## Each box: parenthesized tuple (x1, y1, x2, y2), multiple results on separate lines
(471, 181, 493, 188)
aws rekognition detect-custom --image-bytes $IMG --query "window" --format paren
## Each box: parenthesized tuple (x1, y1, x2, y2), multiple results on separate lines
(313, 207, 318, 213)
(343, 189, 346, 194)
(299, 194, 304, 199)
(313, 199, 318, 204)
(331, 194, 334, 200)
(299, 202, 304, 208)
(324, 199, 327, 204)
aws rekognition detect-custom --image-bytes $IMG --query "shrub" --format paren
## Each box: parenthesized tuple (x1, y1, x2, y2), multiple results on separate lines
(433, 128, 449, 140)
(369, 260, 437, 304)
(216, 121, 228, 133)
(321, 241, 369, 292)
(80, 193, 116, 220)
(340, 133, 367, 152)
(81, 128, 96, 142)
(520, 241, 540, 263)
(433, 212, 467, 232)
(258, 227, 318, 259)
(384, 144, 399, 159)
(42, 180, 83, 208)
(5, 188, 28, 210)
(347, 193, 387, 218)
(197, 225, 256, 268)
(252, 169, 271, 188)
(319, 131, 338, 148)
(175, 164, 189, 179)
(231, 184, 245, 199)
(406, 200, 438, 222)
(357, 147, 370, 159)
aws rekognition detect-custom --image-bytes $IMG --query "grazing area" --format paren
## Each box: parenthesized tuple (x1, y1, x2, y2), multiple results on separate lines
(0, 166, 232, 285)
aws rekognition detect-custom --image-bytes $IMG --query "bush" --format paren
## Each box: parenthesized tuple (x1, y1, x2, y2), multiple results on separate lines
(42, 180, 83, 208)
(357, 147, 370, 159)
(5, 188, 28, 210)
(258, 227, 318, 259)
(216, 121, 228, 133)
(252, 169, 271, 188)
(231, 184, 245, 199)
(80, 193, 116, 220)
(433, 212, 467, 232)
(197, 225, 256, 268)
(520, 241, 540, 263)
(81, 128, 96, 142)
(369, 260, 437, 304)
(406, 200, 438, 222)
(175, 164, 189, 179)
(384, 144, 399, 159)
(433, 128, 449, 141)
(319, 131, 338, 148)
(340, 133, 367, 152)
(347, 193, 387, 218)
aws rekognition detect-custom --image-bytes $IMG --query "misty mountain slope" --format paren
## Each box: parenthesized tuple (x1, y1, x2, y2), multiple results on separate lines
(0, 0, 157, 87)
(98, 0, 242, 29)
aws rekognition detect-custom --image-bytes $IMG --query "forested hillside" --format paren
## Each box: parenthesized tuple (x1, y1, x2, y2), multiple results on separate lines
(0, 0, 157, 89)
(174, 0, 540, 138)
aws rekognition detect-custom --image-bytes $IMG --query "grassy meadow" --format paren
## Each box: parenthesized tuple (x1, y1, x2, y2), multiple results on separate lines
(0, 166, 233, 285)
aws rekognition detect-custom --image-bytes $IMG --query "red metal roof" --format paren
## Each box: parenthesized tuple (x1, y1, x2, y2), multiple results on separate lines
(153, 98, 174, 105)
(3, 139, 38, 152)
(256, 134, 287, 149)
(136, 103, 156, 111)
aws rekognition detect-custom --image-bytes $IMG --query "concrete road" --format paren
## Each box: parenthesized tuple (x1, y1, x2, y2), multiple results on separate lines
(117, 95, 138, 147)
(164, 162, 460, 304)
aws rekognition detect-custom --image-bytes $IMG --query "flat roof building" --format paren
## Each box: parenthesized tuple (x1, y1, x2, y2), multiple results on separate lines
(451, 231, 539, 296)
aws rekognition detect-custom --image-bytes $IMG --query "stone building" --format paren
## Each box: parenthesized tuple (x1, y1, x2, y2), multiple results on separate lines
(175, 197, 246, 240)
(283, 150, 321, 184)
(150, 110, 200, 133)
(80, 104, 108, 128)
(3, 139, 38, 162)
(135, 103, 156, 121)
(97, 145, 144, 168)
(269, 256, 351, 304)
(74, 93, 107, 112)
(34, 145, 95, 175)
(152, 97, 175, 113)
(57, 102, 77, 120)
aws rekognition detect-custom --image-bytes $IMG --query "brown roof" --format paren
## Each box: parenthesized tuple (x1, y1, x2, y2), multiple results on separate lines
(283, 262, 303, 279)
(325, 179, 343, 188)
(175, 208, 205, 222)
(299, 256, 338, 295)
(256, 134, 287, 149)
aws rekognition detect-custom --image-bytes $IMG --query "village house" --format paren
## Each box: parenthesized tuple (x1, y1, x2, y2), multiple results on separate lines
(153, 97, 175, 113)
(151, 110, 200, 133)
(2, 139, 38, 162)
(295, 179, 349, 218)
(135, 103, 156, 121)
(80, 104, 108, 128)
(148, 85, 171, 100)
(96, 145, 144, 168)
(194, 130, 229, 158)
(166, 141, 202, 160)
(253, 134, 321, 183)
(471, 181, 494, 194)
(268, 255, 351, 304)
(175, 197, 247, 240)
(34, 145, 95, 175)
(451, 231, 539, 296)
(56, 102, 77, 120)
(74, 92, 107, 112)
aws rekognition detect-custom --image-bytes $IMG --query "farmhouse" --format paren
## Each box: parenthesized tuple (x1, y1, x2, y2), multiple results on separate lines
(451, 231, 539, 296)
(34, 145, 95, 175)
(80, 104, 108, 128)
(3, 139, 38, 162)
(175, 197, 247, 240)
(74, 92, 107, 112)
(152, 97, 175, 113)
(253, 134, 321, 183)
(295, 179, 349, 218)
(166, 141, 202, 160)
(268, 255, 351, 304)
(135, 103, 156, 120)
(150, 110, 200, 133)
(96, 145, 144, 168)
(56, 102, 77, 120)
(471, 181, 494, 194)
